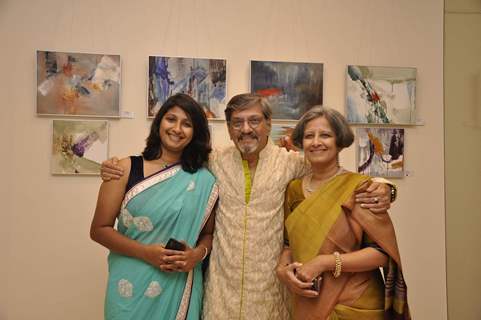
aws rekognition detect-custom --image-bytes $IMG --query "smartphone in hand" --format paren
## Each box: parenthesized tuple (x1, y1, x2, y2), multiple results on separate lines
(311, 275, 322, 292)
(165, 238, 186, 251)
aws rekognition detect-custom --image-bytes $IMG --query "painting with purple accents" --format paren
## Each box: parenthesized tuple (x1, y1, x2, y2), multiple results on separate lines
(148, 56, 227, 118)
(356, 128, 404, 178)
(51, 120, 109, 175)
(250, 60, 323, 120)
(37, 51, 121, 117)
(346, 65, 416, 124)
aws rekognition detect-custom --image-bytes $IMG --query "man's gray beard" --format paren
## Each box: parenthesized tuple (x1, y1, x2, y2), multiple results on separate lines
(238, 142, 258, 155)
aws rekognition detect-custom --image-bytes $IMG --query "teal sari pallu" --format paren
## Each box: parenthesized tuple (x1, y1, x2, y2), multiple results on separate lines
(105, 166, 217, 320)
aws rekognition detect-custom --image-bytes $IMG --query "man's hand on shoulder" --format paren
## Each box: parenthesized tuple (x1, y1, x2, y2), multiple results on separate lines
(355, 182, 391, 213)
(101, 157, 124, 181)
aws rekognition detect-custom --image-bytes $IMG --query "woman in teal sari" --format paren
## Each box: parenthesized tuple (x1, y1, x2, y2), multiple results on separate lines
(90, 93, 218, 320)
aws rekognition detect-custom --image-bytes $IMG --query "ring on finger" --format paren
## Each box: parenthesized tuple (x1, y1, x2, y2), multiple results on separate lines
(374, 197, 379, 203)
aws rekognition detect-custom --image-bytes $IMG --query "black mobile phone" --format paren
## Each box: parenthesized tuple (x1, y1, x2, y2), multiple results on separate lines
(311, 275, 322, 293)
(165, 238, 186, 251)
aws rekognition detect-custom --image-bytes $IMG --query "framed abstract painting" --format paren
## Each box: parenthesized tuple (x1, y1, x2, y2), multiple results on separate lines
(251, 60, 323, 120)
(51, 120, 109, 175)
(356, 127, 404, 178)
(37, 51, 121, 117)
(148, 56, 226, 119)
(346, 65, 416, 125)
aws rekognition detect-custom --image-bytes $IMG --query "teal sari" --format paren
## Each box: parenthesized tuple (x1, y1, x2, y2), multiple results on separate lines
(105, 165, 218, 320)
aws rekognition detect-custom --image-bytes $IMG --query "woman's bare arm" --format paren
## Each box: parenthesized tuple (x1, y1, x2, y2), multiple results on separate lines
(295, 247, 388, 283)
(90, 158, 171, 269)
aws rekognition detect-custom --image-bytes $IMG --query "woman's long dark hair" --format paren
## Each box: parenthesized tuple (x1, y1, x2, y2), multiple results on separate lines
(142, 93, 211, 173)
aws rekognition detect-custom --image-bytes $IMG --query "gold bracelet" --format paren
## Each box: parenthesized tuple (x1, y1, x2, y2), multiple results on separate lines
(333, 251, 342, 278)
(199, 245, 209, 261)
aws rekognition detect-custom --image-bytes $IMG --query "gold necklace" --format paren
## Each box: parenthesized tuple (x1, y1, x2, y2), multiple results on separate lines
(305, 167, 343, 193)
(157, 158, 174, 168)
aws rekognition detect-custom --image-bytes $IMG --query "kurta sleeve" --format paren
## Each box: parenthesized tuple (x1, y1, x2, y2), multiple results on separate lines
(285, 150, 310, 180)
(207, 147, 221, 174)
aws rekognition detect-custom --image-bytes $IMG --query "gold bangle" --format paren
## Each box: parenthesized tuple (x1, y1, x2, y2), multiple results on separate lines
(333, 251, 342, 278)
(199, 245, 209, 261)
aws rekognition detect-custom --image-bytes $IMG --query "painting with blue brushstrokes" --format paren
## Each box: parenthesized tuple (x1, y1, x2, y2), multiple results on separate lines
(148, 56, 227, 118)
(250, 60, 323, 120)
(51, 120, 109, 175)
(346, 65, 416, 125)
(356, 127, 404, 178)
(37, 51, 121, 117)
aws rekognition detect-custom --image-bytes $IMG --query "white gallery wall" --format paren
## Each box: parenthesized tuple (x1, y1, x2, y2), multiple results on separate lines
(1, 0, 445, 319)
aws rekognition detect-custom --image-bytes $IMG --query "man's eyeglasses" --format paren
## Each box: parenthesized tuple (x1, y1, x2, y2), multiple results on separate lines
(230, 117, 264, 130)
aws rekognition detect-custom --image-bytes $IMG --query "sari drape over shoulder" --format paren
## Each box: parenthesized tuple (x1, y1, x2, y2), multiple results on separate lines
(105, 164, 218, 320)
(285, 172, 410, 320)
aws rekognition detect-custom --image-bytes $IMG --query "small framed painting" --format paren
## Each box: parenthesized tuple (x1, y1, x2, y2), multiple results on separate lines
(356, 128, 404, 178)
(51, 120, 109, 175)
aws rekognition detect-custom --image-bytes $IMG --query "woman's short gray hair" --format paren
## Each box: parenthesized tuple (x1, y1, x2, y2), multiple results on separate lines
(291, 106, 354, 149)
(224, 93, 272, 122)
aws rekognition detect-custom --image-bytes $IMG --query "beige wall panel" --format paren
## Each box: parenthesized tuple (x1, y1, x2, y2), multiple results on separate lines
(445, 0, 481, 12)
(445, 12, 481, 320)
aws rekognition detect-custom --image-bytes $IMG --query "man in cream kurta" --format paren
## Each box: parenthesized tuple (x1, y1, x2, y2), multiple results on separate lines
(203, 140, 305, 319)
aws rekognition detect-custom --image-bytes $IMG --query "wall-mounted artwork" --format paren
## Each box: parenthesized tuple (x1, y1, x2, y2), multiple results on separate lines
(250, 60, 323, 120)
(356, 128, 404, 178)
(37, 51, 121, 117)
(346, 65, 416, 124)
(271, 124, 299, 152)
(148, 56, 226, 119)
(52, 120, 109, 175)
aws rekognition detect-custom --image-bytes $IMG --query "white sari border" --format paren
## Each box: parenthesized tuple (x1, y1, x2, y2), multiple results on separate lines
(200, 183, 219, 231)
(175, 182, 218, 319)
(175, 271, 193, 320)
(121, 165, 181, 209)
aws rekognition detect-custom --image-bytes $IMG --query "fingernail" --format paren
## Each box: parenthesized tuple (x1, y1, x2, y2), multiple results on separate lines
(360, 204, 366, 208)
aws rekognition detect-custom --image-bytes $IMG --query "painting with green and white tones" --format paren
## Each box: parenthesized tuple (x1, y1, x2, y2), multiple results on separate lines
(346, 65, 416, 124)
(51, 120, 108, 175)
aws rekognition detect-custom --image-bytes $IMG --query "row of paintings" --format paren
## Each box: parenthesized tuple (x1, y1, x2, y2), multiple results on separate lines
(37, 51, 417, 124)
(50, 119, 404, 178)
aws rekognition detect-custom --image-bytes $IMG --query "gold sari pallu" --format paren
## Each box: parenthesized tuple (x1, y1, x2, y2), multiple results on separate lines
(285, 172, 410, 320)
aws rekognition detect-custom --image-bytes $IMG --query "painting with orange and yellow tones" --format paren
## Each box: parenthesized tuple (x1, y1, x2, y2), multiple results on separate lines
(37, 51, 120, 117)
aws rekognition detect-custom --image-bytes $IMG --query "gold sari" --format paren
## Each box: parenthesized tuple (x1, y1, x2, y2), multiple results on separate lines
(285, 172, 410, 320)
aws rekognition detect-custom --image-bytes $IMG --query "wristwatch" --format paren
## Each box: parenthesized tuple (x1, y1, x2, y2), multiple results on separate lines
(390, 184, 397, 203)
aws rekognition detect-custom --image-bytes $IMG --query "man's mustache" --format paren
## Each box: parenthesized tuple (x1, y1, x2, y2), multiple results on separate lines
(238, 133, 258, 141)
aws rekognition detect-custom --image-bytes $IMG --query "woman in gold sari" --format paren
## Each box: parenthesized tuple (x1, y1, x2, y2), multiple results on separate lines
(276, 106, 410, 320)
